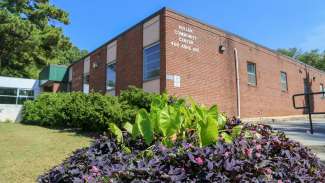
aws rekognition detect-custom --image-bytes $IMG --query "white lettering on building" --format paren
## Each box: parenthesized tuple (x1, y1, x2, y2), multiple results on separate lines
(170, 25, 199, 53)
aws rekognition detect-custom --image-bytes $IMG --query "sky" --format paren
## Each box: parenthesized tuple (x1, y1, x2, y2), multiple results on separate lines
(52, 0, 325, 52)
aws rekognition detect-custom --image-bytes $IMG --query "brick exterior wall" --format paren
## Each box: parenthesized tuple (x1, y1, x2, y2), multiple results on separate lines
(163, 9, 325, 117)
(71, 60, 83, 92)
(68, 8, 325, 118)
(164, 10, 238, 117)
(90, 47, 107, 93)
(116, 24, 143, 95)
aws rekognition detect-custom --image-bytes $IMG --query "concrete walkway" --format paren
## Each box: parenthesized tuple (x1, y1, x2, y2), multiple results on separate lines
(270, 117, 325, 163)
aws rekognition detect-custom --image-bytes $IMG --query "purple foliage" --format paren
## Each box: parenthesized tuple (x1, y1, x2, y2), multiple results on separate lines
(38, 124, 325, 182)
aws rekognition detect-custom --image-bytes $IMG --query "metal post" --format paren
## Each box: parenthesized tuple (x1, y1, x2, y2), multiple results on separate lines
(307, 92, 314, 134)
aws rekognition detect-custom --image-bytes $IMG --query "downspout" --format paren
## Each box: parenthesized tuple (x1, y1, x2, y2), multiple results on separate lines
(234, 48, 241, 118)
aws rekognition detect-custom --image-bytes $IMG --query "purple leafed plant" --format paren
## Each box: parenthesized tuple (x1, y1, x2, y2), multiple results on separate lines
(38, 124, 325, 182)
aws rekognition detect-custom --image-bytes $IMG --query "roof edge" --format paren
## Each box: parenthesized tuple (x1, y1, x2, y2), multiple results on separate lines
(163, 7, 325, 75)
(69, 7, 166, 68)
(69, 7, 325, 75)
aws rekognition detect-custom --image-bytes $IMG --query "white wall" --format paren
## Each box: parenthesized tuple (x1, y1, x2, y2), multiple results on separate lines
(0, 76, 40, 97)
(0, 104, 23, 122)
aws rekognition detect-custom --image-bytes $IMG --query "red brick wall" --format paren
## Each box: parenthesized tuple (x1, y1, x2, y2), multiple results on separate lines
(71, 61, 83, 92)
(68, 8, 325, 118)
(163, 10, 237, 117)
(115, 25, 144, 95)
(90, 47, 107, 93)
(163, 9, 325, 118)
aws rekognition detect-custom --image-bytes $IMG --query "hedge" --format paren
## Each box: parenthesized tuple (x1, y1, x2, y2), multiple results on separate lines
(22, 87, 157, 131)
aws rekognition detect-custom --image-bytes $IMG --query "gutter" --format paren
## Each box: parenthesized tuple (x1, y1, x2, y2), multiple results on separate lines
(234, 48, 241, 118)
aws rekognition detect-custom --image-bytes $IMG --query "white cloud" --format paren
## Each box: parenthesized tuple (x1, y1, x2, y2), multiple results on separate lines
(300, 24, 325, 50)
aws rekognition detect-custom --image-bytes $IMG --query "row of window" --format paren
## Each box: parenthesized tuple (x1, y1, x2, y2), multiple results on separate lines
(103, 42, 160, 93)
(0, 87, 34, 104)
(247, 62, 289, 92)
(247, 63, 325, 98)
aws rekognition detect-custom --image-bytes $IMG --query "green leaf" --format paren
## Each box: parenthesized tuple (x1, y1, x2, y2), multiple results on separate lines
(221, 132, 233, 144)
(207, 105, 218, 119)
(159, 106, 183, 137)
(217, 114, 227, 129)
(231, 125, 243, 138)
(197, 116, 219, 147)
(135, 109, 154, 145)
(109, 123, 123, 143)
(123, 122, 133, 134)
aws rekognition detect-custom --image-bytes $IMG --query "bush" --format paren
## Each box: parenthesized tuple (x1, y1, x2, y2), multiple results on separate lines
(118, 86, 158, 111)
(23, 92, 130, 131)
(22, 87, 159, 131)
(38, 124, 325, 182)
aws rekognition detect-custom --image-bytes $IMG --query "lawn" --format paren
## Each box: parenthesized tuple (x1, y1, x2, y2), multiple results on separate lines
(0, 123, 92, 183)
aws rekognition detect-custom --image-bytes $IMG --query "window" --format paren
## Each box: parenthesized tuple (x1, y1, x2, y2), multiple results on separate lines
(106, 62, 116, 91)
(280, 72, 288, 92)
(143, 42, 160, 81)
(247, 62, 256, 86)
(83, 74, 89, 84)
(83, 73, 89, 94)
(320, 83, 325, 99)
(0, 87, 34, 104)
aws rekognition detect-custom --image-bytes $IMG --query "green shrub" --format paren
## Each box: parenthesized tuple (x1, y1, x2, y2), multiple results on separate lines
(22, 87, 160, 131)
(118, 86, 158, 111)
(23, 92, 131, 131)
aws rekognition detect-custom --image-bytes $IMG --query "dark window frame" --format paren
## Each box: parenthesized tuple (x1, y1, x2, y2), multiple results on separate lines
(143, 42, 160, 81)
(247, 62, 257, 86)
(106, 61, 116, 92)
(280, 71, 288, 92)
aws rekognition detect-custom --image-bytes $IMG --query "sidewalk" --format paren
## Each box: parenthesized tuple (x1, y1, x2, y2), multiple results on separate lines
(268, 118, 325, 163)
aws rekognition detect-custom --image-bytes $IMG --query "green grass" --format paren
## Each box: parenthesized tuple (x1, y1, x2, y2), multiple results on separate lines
(0, 123, 92, 183)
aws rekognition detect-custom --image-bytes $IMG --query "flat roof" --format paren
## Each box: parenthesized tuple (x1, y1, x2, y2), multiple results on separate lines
(0, 76, 38, 89)
(70, 7, 325, 75)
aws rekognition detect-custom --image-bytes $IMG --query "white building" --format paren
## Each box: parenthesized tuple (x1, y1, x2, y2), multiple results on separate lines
(0, 76, 40, 122)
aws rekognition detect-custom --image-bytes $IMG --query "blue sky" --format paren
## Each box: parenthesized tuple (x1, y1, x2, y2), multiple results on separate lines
(52, 0, 325, 52)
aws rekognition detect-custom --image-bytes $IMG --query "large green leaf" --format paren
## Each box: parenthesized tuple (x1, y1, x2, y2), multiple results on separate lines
(207, 105, 218, 119)
(197, 116, 219, 147)
(109, 123, 123, 143)
(217, 114, 227, 129)
(123, 122, 133, 134)
(135, 109, 154, 145)
(159, 106, 183, 137)
(231, 125, 243, 138)
(221, 132, 233, 144)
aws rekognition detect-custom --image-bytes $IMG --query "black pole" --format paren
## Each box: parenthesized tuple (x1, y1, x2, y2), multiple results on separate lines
(305, 70, 314, 134)
(307, 92, 314, 134)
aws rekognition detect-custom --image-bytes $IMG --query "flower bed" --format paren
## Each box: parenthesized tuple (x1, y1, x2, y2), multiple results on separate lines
(34, 90, 325, 182)
(38, 123, 325, 182)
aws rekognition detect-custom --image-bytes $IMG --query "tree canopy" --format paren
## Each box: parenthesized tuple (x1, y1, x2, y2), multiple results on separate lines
(277, 48, 325, 71)
(0, 0, 87, 78)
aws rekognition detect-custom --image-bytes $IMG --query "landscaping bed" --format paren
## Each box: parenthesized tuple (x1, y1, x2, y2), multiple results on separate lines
(28, 88, 325, 182)
(38, 123, 325, 182)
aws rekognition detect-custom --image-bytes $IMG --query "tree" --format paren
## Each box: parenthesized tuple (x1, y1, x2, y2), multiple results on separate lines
(0, 0, 87, 78)
(277, 48, 325, 71)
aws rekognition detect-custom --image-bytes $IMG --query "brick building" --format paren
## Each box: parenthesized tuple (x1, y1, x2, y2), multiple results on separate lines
(68, 7, 325, 118)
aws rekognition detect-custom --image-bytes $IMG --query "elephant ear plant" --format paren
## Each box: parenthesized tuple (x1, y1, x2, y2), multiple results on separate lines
(108, 94, 243, 148)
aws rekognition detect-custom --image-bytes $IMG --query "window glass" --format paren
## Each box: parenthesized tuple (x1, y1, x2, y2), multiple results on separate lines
(0, 87, 34, 104)
(83, 74, 89, 84)
(0, 96, 16, 104)
(321, 83, 325, 98)
(247, 63, 256, 86)
(0, 88, 17, 96)
(143, 43, 160, 81)
(106, 63, 116, 91)
(280, 72, 288, 91)
(19, 89, 34, 97)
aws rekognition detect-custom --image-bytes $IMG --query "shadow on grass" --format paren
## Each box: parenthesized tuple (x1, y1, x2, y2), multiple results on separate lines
(19, 122, 101, 139)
